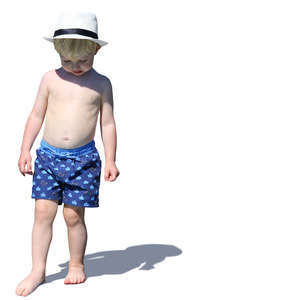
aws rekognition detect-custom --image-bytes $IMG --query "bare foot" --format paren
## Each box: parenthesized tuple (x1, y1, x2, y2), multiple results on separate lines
(64, 263, 86, 284)
(15, 271, 45, 296)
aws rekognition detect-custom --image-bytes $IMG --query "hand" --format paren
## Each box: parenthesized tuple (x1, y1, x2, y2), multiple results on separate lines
(18, 150, 33, 176)
(104, 161, 120, 182)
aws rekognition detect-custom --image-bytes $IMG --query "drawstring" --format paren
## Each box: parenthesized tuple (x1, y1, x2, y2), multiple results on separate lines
(54, 153, 82, 162)
(63, 156, 81, 162)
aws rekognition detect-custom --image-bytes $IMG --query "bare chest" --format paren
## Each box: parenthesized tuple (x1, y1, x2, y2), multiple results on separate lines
(47, 77, 100, 113)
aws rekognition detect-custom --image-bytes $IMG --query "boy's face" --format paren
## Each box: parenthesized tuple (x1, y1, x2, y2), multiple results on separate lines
(59, 45, 100, 76)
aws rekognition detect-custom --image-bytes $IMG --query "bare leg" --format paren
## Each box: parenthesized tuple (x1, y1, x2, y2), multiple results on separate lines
(63, 204, 87, 284)
(16, 199, 59, 296)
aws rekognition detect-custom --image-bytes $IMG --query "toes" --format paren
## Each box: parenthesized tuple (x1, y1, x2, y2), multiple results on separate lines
(16, 287, 25, 296)
(77, 276, 84, 283)
(64, 277, 70, 284)
(64, 272, 86, 284)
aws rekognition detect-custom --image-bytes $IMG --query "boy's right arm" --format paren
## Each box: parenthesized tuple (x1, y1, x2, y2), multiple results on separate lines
(18, 72, 50, 176)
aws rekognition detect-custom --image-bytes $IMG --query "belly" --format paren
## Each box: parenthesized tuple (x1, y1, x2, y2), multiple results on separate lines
(42, 106, 99, 149)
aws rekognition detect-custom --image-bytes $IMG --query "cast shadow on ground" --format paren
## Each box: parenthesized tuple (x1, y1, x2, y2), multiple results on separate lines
(44, 244, 182, 283)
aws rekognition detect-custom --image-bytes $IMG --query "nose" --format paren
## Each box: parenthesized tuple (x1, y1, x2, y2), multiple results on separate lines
(71, 62, 80, 70)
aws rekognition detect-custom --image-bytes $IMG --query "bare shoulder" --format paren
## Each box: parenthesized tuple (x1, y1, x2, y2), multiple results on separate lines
(92, 70, 111, 86)
(92, 71, 113, 103)
(36, 70, 53, 93)
(41, 69, 57, 86)
(43, 69, 56, 80)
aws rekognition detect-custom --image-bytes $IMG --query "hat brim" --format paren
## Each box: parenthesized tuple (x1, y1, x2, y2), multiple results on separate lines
(43, 34, 108, 47)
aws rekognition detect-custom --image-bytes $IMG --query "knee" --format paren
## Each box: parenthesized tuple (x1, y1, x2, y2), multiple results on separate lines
(63, 208, 83, 227)
(34, 203, 57, 224)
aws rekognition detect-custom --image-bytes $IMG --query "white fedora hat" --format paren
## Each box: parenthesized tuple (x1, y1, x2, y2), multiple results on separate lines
(43, 11, 108, 47)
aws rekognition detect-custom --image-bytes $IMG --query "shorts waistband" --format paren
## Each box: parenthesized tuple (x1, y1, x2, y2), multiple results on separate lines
(40, 139, 96, 157)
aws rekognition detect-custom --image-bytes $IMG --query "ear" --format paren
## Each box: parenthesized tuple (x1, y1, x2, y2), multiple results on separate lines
(95, 44, 101, 54)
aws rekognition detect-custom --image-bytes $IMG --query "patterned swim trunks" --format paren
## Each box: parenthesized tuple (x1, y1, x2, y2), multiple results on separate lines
(31, 138, 102, 207)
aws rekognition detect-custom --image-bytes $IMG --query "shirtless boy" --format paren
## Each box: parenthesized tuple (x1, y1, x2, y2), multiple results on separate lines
(16, 11, 120, 296)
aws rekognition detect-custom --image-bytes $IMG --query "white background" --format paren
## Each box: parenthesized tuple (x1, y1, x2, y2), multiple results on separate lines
(1, 0, 299, 299)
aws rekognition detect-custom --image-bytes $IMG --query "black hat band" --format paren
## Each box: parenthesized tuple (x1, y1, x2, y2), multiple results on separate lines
(53, 28, 98, 39)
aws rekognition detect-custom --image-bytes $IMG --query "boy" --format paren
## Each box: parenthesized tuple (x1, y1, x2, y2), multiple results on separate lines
(16, 11, 120, 296)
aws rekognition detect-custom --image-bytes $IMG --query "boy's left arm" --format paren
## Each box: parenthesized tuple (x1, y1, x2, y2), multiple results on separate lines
(99, 77, 120, 182)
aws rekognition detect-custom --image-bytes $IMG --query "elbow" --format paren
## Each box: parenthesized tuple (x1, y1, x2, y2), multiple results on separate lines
(29, 112, 44, 125)
(101, 118, 116, 128)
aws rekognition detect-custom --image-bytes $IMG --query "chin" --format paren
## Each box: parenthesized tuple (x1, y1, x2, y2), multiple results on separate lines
(72, 71, 84, 75)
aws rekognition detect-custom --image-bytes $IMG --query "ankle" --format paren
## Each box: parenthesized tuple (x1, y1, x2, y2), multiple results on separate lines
(31, 267, 46, 275)
(68, 262, 84, 268)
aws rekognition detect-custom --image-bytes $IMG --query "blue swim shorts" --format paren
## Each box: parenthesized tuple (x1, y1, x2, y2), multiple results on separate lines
(31, 138, 102, 207)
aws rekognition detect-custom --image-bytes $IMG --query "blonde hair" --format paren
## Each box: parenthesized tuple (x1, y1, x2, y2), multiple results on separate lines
(53, 38, 99, 60)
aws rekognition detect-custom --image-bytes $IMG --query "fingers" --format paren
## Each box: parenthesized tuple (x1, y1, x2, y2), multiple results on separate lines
(18, 159, 33, 176)
(104, 169, 120, 181)
(26, 161, 33, 175)
(18, 161, 25, 176)
(105, 170, 114, 181)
